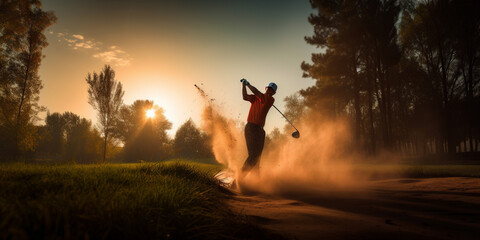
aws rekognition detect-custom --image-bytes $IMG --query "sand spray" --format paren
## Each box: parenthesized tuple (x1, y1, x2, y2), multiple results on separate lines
(195, 85, 367, 195)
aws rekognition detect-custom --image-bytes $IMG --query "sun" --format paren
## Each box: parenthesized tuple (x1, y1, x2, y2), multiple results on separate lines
(146, 109, 155, 119)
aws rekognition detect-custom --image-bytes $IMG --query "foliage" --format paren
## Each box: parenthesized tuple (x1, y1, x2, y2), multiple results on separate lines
(0, 0, 56, 161)
(35, 112, 103, 163)
(85, 65, 124, 162)
(302, 0, 480, 155)
(173, 119, 213, 158)
(0, 162, 282, 240)
(282, 93, 306, 133)
(114, 100, 173, 162)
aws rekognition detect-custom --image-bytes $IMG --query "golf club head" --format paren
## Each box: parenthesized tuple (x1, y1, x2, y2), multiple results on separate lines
(292, 130, 300, 138)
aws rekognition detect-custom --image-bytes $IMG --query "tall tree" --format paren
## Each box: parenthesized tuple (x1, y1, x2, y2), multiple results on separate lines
(401, 0, 465, 153)
(0, 0, 56, 161)
(86, 65, 124, 162)
(302, 0, 365, 146)
(301, 0, 480, 155)
(302, 0, 410, 155)
(360, 0, 401, 150)
(302, 0, 401, 152)
(454, 0, 480, 152)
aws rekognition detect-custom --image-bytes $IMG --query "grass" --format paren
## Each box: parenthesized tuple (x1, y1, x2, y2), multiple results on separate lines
(353, 163, 480, 179)
(0, 161, 281, 240)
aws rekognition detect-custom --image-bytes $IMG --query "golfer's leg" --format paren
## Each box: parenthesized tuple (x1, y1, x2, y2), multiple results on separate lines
(251, 128, 265, 173)
(242, 123, 255, 172)
(248, 126, 263, 168)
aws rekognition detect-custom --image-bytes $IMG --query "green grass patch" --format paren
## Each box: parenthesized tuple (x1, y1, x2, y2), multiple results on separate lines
(0, 161, 281, 239)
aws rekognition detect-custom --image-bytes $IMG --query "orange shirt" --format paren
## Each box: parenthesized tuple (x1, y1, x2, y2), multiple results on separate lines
(246, 93, 275, 127)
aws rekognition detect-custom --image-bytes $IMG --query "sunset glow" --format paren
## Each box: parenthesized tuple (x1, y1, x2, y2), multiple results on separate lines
(2, 1, 480, 240)
(146, 109, 155, 119)
(38, 0, 316, 135)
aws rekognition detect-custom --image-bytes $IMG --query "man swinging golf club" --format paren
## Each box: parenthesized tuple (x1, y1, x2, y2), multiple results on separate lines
(240, 78, 277, 174)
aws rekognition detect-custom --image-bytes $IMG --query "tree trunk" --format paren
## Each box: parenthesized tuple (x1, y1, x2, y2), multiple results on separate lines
(17, 51, 32, 125)
(378, 73, 391, 149)
(103, 130, 107, 163)
(368, 88, 376, 155)
(385, 67, 393, 151)
(353, 71, 362, 149)
(367, 61, 376, 155)
(349, 49, 362, 152)
(445, 108, 456, 153)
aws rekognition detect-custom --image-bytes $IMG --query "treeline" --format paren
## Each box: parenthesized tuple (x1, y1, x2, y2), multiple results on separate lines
(0, 1, 211, 163)
(300, 0, 480, 156)
(33, 107, 212, 163)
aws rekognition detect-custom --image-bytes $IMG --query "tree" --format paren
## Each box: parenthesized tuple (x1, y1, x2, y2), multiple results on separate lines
(44, 112, 65, 158)
(114, 100, 172, 162)
(64, 118, 103, 163)
(0, 0, 56, 161)
(400, 0, 477, 153)
(173, 119, 212, 158)
(302, 0, 401, 153)
(359, 0, 401, 151)
(300, 0, 480, 155)
(302, 0, 370, 149)
(453, 1, 480, 152)
(85, 65, 124, 162)
(35, 112, 103, 162)
(283, 93, 306, 125)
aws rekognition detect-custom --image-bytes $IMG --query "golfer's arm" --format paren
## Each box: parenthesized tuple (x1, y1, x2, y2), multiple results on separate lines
(246, 84, 262, 98)
(242, 83, 251, 101)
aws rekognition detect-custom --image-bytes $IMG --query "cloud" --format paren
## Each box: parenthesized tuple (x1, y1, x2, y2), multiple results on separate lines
(72, 34, 84, 40)
(51, 31, 131, 67)
(93, 50, 131, 66)
(75, 42, 93, 49)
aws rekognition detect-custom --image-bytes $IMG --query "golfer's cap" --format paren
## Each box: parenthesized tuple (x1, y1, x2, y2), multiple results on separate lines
(267, 82, 277, 92)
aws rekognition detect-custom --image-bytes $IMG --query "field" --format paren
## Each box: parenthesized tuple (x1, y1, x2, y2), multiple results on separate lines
(1, 160, 479, 240)
(0, 161, 281, 240)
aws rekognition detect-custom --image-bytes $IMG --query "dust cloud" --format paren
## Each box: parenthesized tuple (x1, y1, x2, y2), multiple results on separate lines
(195, 84, 246, 170)
(195, 85, 368, 195)
(243, 113, 366, 194)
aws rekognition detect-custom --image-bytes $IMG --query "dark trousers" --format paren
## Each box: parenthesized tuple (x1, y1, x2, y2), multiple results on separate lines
(242, 122, 265, 172)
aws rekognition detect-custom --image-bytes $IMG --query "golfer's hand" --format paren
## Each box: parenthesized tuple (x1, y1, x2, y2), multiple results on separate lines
(241, 79, 250, 85)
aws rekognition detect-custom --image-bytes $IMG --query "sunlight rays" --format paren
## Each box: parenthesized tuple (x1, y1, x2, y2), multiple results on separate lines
(146, 109, 155, 119)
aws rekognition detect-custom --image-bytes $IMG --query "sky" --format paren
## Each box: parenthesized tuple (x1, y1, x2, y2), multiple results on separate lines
(39, 0, 317, 136)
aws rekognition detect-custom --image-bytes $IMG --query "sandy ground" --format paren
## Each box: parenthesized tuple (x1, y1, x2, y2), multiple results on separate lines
(229, 177, 480, 240)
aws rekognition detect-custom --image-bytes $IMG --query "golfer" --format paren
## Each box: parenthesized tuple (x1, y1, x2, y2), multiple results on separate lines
(241, 79, 277, 173)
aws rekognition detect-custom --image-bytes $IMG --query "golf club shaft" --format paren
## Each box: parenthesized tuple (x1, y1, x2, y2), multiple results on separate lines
(272, 105, 298, 131)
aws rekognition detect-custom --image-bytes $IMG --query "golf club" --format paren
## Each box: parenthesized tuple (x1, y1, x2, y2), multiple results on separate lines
(241, 79, 300, 138)
(272, 105, 300, 139)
